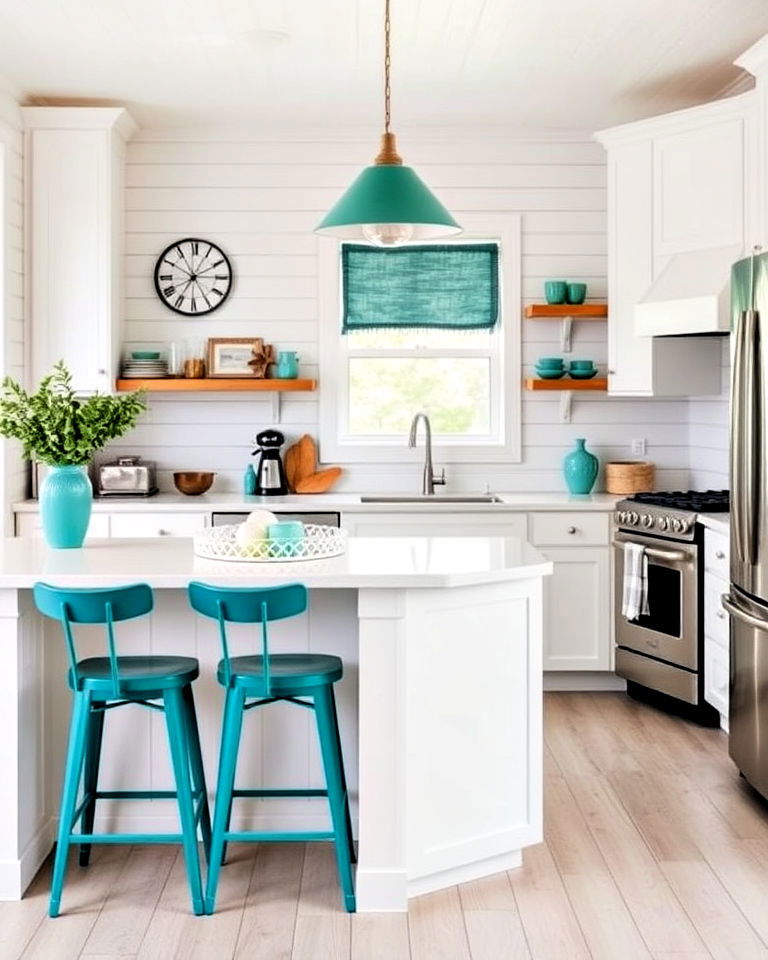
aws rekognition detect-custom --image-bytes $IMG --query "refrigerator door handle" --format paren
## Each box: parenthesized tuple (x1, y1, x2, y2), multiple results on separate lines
(732, 308, 760, 568)
(722, 594, 768, 632)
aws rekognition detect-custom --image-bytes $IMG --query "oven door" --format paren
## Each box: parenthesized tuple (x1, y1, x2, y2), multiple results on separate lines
(613, 530, 698, 670)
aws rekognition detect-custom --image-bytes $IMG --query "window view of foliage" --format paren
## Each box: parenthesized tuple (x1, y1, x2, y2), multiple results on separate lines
(348, 358, 490, 436)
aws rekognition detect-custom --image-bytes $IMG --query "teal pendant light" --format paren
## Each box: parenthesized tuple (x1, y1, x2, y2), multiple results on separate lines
(315, 0, 461, 245)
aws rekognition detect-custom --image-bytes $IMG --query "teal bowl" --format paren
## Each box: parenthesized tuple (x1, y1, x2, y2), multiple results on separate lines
(535, 368, 567, 380)
(131, 351, 161, 360)
(569, 359, 595, 369)
(568, 369, 598, 380)
(537, 357, 565, 368)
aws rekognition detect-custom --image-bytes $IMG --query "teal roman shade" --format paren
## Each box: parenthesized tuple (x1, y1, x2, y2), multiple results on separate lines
(341, 242, 499, 333)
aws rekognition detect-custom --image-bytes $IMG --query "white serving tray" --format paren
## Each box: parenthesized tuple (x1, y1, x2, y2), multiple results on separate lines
(193, 523, 347, 563)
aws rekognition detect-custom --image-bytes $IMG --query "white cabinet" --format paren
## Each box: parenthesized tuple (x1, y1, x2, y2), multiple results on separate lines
(596, 94, 754, 395)
(22, 107, 137, 393)
(703, 528, 730, 730)
(105, 512, 207, 538)
(15, 512, 109, 541)
(529, 512, 611, 671)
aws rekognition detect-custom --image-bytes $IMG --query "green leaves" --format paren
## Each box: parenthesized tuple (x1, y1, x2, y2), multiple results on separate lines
(0, 361, 147, 466)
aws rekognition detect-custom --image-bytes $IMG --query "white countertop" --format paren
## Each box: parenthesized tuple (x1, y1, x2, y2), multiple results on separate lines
(698, 512, 730, 536)
(13, 491, 619, 514)
(0, 535, 553, 589)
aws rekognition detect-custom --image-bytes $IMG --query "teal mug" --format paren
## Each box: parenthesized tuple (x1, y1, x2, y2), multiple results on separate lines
(275, 351, 299, 379)
(566, 282, 587, 305)
(267, 520, 305, 557)
(545, 281, 568, 304)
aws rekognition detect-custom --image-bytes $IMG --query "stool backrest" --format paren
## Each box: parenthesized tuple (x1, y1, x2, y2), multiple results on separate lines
(187, 582, 307, 694)
(33, 582, 153, 697)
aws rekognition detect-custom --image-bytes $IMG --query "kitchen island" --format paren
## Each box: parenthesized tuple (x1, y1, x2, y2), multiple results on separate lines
(0, 535, 551, 911)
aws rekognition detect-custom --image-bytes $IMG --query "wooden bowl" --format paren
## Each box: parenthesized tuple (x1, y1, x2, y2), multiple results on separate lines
(173, 471, 215, 496)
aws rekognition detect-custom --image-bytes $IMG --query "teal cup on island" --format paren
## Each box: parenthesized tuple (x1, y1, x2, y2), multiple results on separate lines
(566, 282, 587, 305)
(267, 521, 305, 556)
(544, 281, 568, 304)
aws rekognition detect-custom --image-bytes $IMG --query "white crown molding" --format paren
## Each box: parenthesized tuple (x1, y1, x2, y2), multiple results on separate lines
(594, 89, 756, 146)
(20, 105, 138, 140)
(735, 32, 768, 77)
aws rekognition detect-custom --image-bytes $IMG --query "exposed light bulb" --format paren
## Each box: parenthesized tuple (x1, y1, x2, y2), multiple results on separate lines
(362, 223, 415, 247)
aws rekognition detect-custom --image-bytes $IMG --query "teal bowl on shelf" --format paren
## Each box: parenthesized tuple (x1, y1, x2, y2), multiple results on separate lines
(566, 282, 587, 305)
(568, 369, 598, 380)
(544, 280, 568, 304)
(537, 357, 565, 369)
(535, 368, 567, 380)
(131, 351, 161, 360)
(569, 359, 594, 369)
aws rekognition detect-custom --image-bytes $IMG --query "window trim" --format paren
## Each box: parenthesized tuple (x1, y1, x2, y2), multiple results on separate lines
(318, 214, 521, 464)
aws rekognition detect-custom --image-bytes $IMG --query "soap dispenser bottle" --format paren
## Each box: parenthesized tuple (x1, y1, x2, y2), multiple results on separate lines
(243, 463, 257, 496)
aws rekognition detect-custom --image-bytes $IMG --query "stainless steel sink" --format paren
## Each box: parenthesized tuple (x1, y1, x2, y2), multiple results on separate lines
(360, 494, 503, 504)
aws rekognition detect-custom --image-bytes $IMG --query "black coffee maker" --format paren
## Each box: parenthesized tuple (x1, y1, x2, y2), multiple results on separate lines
(253, 429, 288, 495)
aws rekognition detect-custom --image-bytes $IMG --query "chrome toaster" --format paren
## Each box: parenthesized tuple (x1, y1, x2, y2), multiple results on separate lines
(97, 456, 158, 497)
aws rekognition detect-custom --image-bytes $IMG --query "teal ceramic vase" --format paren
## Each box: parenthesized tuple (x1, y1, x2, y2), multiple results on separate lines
(275, 351, 299, 379)
(563, 438, 598, 494)
(40, 465, 92, 548)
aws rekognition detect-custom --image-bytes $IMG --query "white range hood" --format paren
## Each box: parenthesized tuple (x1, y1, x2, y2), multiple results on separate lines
(635, 244, 740, 336)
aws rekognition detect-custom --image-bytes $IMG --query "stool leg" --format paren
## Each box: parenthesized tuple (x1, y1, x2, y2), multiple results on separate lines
(313, 685, 356, 913)
(205, 686, 245, 915)
(50, 689, 91, 918)
(181, 684, 212, 864)
(329, 690, 357, 864)
(78, 703, 105, 867)
(164, 687, 205, 916)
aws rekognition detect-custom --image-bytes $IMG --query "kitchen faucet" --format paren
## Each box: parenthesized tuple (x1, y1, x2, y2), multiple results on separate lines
(408, 413, 446, 495)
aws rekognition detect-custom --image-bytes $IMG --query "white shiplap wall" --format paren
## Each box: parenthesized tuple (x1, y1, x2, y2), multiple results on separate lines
(689, 338, 730, 490)
(0, 87, 24, 530)
(113, 130, 690, 493)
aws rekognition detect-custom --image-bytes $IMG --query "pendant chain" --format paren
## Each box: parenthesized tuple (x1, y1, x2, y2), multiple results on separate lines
(384, 0, 392, 134)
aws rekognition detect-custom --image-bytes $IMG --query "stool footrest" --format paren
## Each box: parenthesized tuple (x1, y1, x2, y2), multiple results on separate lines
(69, 832, 186, 844)
(231, 788, 328, 798)
(95, 790, 180, 799)
(223, 830, 335, 842)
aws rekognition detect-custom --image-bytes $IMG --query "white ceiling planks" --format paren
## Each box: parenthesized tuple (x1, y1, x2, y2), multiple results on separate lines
(0, 0, 766, 129)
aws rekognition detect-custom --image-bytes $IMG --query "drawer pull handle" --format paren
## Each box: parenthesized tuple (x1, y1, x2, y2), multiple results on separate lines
(716, 610, 726, 619)
(715, 550, 726, 560)
(567, 526, 577, 534)
(157, 529, 170, 536)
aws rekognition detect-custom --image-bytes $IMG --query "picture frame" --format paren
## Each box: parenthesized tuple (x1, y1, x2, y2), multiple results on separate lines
(206, 337, 274, 378)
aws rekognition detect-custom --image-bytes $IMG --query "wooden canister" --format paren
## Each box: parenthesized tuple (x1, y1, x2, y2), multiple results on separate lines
(605, 461, 655, 494)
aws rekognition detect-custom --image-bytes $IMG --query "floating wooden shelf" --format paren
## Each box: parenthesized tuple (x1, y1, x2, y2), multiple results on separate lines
(524, 304, 608, 318)
(115, 378, 317, 393)
(524, 378, 607, 391)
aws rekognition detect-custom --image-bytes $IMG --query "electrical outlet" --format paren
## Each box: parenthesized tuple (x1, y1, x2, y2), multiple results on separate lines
(631, 438, 647, 456)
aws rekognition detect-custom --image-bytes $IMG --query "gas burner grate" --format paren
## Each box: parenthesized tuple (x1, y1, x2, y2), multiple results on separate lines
(626, 489, 730, 512)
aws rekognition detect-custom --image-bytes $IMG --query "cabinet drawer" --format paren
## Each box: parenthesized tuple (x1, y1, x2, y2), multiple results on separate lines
(704, 637, 729, 719)
(16, 511, 109, 540)
(109, 512, 206, 538)
(704, 572, 729, 649)
(530, 512, 609, 547)
(704, 530, 729, 578)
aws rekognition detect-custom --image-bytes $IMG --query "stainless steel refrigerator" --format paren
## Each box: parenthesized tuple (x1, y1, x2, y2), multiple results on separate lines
(726, 249, 768, 799)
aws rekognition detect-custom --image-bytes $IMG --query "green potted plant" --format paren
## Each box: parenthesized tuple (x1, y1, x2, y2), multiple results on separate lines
(0, 362, 146, 548)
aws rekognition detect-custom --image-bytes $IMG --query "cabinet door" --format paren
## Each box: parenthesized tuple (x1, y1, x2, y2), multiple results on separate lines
(539, 546, 611, 671)
(653, 119, 745, 258)
(341, 512, 527, 539)
(704, 637, 729, 726)
(607, 140, 655, 396)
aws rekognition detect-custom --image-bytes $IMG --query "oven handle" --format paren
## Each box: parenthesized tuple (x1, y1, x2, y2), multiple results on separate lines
(611, 540, 690, 564)
(721, 593, 768, 632)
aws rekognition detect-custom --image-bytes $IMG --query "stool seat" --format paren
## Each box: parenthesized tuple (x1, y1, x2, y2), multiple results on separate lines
(70, 655, 199, 693)
(218, 653, 342, 691)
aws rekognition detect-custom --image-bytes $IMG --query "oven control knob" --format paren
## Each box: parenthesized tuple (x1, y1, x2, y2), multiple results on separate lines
(678, 518, 690, 534)
(641, 513, 654, 528)
(671, 518, 685, 533)
(656, 516, 669, 532)
(627, 511, 639, 525)
(616, 510, 626, 524)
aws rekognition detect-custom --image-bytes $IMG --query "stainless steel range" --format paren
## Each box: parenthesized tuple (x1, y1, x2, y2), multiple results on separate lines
(613, 490, 729, 724)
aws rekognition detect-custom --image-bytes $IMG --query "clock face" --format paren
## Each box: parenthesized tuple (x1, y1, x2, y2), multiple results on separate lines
(153, 238, 232, 316)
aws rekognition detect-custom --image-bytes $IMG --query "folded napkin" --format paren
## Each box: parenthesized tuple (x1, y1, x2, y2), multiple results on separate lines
(622, 542, 650, 621)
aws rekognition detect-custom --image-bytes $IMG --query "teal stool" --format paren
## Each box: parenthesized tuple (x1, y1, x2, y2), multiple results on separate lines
(188, 581, 356, 915)
(33, 582, 212, 917)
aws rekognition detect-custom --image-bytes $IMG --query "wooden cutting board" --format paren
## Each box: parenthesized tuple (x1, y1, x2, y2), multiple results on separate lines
(284, 435, 342, 493)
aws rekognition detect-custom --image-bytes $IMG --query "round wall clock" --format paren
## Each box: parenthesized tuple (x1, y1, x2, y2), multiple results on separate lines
(153, 238, 233, 316)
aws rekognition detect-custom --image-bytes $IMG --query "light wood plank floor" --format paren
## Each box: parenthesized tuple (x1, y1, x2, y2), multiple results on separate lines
(4, 692, 768, 960)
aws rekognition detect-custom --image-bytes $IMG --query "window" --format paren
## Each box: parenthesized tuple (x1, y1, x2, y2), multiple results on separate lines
(319, 215, 521, 463)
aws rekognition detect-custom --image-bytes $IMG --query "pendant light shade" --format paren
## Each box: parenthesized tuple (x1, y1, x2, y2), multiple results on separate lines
(315, 163, 461, 241)
(315, 1, 461, 245)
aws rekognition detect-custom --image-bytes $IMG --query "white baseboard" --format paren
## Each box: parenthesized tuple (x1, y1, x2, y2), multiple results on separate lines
(355, 867, 409, 912)
(408, 849, 523, 901)
(543, 672, 627, 692)
(0, 817, 54, 901)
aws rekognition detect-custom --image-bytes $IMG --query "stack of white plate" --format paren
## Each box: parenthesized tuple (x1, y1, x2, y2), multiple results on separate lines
(121, 358, 169, 378)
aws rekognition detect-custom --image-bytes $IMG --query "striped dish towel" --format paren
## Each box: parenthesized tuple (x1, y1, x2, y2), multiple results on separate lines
(622, 542, 650, 621)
